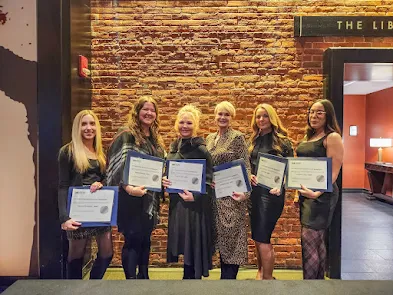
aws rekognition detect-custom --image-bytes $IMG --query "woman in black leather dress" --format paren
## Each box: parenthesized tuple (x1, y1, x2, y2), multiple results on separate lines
(249, 104, 293, 280)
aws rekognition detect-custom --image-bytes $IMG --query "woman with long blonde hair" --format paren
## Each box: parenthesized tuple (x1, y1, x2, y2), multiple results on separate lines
(249, 104, 293, 280)
(58, 110, 112, 279)
(106, 96, 165, 279)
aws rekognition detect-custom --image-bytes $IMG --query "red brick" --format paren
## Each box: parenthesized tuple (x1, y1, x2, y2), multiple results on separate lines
(91, 0, 393, 269)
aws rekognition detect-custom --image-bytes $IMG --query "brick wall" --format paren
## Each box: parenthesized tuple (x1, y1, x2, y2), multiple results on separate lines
(90, 0, 393, 269)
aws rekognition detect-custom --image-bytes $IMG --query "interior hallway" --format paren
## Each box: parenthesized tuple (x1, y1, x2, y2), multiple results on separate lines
(342, 192, 393, 280)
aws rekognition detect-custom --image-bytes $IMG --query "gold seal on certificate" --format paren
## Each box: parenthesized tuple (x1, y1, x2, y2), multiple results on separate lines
(286, 157, 333, 192)
(256, 153, 287, 190)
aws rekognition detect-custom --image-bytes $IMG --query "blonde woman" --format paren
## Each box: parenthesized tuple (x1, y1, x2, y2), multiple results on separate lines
(206, 101, 251, 280)
(58, 110, 112, 279)
(106, 96, 165, 279)
(163, 105, 214, 279)
(249, 104, 293, 280)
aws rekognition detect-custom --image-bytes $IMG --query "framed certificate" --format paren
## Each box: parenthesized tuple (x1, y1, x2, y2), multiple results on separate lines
(166, 159, 206, 194)
(256, 153, 288, 190)
(165, 159, 206, 194)
(67, 186, 119, 227)
(286, 157, 333, 192)
(213, 159, 251, 199)
(123, 151, 165, 192)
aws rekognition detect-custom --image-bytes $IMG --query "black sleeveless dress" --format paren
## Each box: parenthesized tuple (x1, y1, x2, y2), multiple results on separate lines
(250, 132, 293, 243)
(296, 135, 339, 230)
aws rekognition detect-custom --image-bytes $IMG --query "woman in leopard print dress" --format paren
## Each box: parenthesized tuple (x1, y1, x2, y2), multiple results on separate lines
(206, 101, 251, 280)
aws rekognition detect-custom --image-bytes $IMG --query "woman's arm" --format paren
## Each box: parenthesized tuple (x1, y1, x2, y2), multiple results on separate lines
(326, 132, 344, 184)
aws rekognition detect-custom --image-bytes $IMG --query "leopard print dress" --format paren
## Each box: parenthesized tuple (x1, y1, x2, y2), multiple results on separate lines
(206, 128, 251, 265)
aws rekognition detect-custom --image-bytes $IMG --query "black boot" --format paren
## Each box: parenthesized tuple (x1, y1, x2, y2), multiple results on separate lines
(67, 258, 83, 279)
(137, 265, 149, 279)
(183, 265, 195, 279)
(89, 256, 113, 279)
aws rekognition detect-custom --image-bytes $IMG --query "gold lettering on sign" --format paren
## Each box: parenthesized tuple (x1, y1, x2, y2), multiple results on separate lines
(373, 21, 377, 30)
(346, 21, 353, 30)
(389, 21, 393, 29)
(337, 21, 343, 30)
(357, 21, 362, 30)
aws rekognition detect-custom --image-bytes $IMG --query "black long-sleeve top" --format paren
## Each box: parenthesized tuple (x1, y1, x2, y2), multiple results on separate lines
(57, 146, 105, 224)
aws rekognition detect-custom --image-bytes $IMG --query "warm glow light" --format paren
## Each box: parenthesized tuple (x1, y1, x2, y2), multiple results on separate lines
(370, 138, 392, 148)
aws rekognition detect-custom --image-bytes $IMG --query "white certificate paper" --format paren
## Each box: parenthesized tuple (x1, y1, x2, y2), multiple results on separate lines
(127, 156, 163, 190)
(167, 161, 204, 192)
(257, 155, 286, 189)
(214, 165, 248, 199)
(69, 189, 114, 222)
(287, 159, 328, 190)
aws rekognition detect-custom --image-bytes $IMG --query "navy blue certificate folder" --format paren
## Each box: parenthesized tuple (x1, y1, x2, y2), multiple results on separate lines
(123, 150, 164, 192)
(285, 157, 333, 192)
(255, 153, 288, 190)
(166, 159, 207, 194)
(213, 159, 251, 193)
(67, 186, 118, 227)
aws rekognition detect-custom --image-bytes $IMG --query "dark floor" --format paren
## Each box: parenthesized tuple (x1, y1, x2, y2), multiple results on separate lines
(342, 192, 393, 280)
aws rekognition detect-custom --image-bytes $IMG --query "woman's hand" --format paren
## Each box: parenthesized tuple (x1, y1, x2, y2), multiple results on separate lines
(123, 184, 147, 197)
(90, 181, 103, 193)
(162, 176, 171, 189)
(61, 219, 81, 231)
(210, 181, 215, 189)
(269, 187, 281, 196)
(251, 175, 258, 187)
(231, 191, 247, 202)
(178, 190, 194, 202)
(298, 184, 322, 199)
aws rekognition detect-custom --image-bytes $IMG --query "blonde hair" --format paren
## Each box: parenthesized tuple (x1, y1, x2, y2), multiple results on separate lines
(126, 96, 165, 151)
(174, 104, 201, 137)
(65, 110, 106, 173)
(214, 101, 236, 117)
(249, 104, 290, 154)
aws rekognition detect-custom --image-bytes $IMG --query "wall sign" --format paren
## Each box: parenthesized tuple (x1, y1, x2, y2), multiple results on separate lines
(294, 16, 393, 37)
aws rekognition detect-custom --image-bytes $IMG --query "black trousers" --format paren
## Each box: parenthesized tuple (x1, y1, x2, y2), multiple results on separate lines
(220, 257, 239, 279)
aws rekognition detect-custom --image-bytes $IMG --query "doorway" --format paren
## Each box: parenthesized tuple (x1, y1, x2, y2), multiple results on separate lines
(323, 48, 393, 279)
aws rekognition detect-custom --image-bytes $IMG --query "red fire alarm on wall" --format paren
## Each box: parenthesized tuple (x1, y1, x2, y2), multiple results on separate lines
(78, 55, 90, 77)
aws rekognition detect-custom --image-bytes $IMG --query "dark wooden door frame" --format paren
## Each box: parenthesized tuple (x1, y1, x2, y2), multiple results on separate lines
(323, 47, 393, 279)
(37, 0, 91, 279)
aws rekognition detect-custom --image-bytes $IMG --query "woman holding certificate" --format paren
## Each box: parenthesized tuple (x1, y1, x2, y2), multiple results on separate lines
(296, 99, 344, 280)
(58, 110, 113, 279)
(106, 96, 165, 279)
(249, 104, 293, 280)
(163, 105, 214, 279)
(206, 101, 251, 280)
